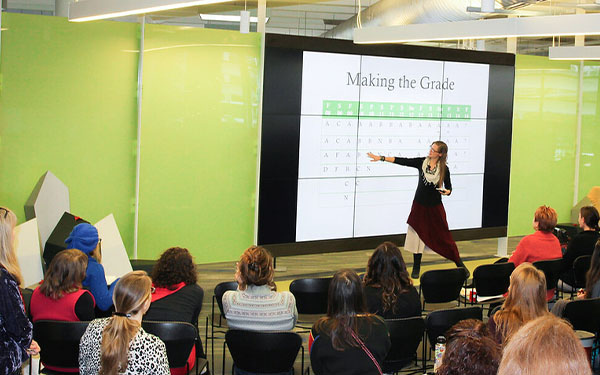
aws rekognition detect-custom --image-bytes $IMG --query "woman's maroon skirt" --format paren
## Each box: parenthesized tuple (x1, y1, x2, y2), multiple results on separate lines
(407, 201, 460, 263)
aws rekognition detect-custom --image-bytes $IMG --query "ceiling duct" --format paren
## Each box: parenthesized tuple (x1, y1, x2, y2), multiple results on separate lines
(322, 0, 544, 39)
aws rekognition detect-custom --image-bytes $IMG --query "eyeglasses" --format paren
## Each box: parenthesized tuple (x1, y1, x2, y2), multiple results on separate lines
(430, 147, 441, 154)
(0, 207, 9, 219)
(151, 286, 156, 294)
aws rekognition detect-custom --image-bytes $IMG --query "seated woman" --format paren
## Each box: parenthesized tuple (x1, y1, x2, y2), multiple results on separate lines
(559, 206, 600, 289)
(363, 242, 421, 318)
(31, 249, 95, 322)
(508, 205, 562, 300)
(0, 206, 40, 375)
(498, 315, 591, 375)
(144, 247, 204, 374)
(437, 319, 501, 375)
(552, 239, 600, 317)
(310, 269, 390, 375)
(65, 223, 116, 312)
(222, 245, 297, 331)
(487, 263, 549, 345)
(79, 271, 170, 375)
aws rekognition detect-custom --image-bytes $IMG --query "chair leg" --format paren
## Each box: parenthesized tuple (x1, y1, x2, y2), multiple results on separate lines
(222, 340, 227, 375)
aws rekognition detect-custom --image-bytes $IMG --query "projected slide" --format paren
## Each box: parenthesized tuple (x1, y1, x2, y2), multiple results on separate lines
(296, 51, 489, 242)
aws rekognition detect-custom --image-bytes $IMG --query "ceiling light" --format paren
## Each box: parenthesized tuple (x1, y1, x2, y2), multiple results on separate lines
(199, 14, 268, 23)
(354, 13, 600, 44)
(69, 0, 234, 22)
(549, 46, 600, 60)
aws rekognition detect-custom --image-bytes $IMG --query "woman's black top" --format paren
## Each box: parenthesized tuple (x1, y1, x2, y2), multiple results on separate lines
(364, 285, 422, 319)
(311, 316, 390, 375)
(560, 230, 600, 285)
(393, 157, 451, 206)
(144, 284, 204, 324)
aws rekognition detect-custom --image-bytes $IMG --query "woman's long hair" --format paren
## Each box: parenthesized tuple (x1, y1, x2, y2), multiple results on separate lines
(493, 263, 548, 344)
(432, 141, 448, 188)
(236, 245, 276, 291)
(100, 271, 152, 375)
(39, 249, 88, 299)
(315, 269, 373, 351)
(585, 240, 600, 298)
(0, 207, 23, 285)
(363, 242, 412, 313)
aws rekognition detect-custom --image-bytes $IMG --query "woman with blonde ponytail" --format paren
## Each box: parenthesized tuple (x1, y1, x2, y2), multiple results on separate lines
(79, 271, 169, 375)
(0, 207, 40, 375)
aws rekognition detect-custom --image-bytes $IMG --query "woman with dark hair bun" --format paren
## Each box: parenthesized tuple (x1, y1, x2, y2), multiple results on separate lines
(222, 246, 297, 331)
(310, 269, 390, 375)
(363, 242, 421, 318)
(145, 247, 204, 374)
(559, 206, 600, 290)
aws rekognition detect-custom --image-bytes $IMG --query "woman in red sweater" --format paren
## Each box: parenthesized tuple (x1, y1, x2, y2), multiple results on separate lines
(508, 205, 562, 300)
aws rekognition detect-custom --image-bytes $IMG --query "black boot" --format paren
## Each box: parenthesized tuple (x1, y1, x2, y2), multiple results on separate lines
(411, 253, 422, 279)
(455, 258, 470, 279)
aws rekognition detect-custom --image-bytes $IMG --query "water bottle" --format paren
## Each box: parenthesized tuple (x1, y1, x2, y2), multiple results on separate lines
(433, 335, 446, 373)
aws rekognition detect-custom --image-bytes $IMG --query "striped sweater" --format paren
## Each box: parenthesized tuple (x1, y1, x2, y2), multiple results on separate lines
(222, 284, 298, 331)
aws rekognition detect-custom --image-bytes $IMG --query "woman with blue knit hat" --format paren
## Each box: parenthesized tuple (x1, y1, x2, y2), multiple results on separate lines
(66, 223, 117, 312)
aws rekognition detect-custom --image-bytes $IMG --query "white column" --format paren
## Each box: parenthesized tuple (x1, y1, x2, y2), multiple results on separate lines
(54, 0, 72, 17)
(257, 0, 266, 34)
(133, 16, 145, 259)
(497, 237, 508, 257)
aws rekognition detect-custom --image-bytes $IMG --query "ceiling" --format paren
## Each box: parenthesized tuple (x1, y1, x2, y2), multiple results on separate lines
(4, 0, 600, 55)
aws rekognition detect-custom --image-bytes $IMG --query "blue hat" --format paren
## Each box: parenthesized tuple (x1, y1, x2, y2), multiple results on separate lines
(65, 223, 99, 255)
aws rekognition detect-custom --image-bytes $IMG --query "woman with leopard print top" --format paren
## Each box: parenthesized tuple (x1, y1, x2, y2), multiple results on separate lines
(79, 271, 169, 375)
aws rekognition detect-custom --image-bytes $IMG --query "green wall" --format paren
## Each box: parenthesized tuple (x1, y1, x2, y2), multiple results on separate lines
(137, 25, 261, 261)
(1, 12, 599, 260)
(508, 56, 600, 236)
(0, 14, 139, 252)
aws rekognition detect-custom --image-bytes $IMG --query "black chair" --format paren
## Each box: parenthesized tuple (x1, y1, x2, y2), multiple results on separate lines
(419, 268, 468, 311)
(572, 255, 592, 297)
(423, 306, 483, 369)
(533, 258, 563, 300)
(383, 317, 425, 374)
(290, 277, 332, 329)
(466, 262, 515, 313)
(211, 281, 238, 373)
(563, 297, 600, 334)
(142, 320, 206, 375)
(223, 330, 303, 375)
(33, 320, 90, 374)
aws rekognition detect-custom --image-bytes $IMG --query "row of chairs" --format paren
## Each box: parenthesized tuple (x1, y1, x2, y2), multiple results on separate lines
(32, 320, 208, 375)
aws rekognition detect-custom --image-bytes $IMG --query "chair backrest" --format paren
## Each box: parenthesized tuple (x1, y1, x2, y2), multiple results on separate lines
(473, 262, 515, 297)
(142, 321, 197, 368)
(33, 320, 90, 370)
(225, 330, 302, 373)
(383, 317, 425, 373)
(533, 258, 563, 291)
(425, 306, 483, 345)
(563, 297, 600, 334)
(420, 268, 467, 305)
(289, 277, 332, 314)
(214, 281, 238, 317)
(573, 255, 592, 288)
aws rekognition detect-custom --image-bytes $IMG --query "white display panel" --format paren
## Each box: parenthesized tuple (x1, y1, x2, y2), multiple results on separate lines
(296, 51, 490, 242)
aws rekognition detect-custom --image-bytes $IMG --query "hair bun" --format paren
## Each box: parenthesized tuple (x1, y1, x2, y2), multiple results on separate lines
(248, 262, 259, 272)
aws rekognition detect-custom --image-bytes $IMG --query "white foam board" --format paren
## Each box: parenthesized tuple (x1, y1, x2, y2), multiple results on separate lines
(95, 214, 132, 279)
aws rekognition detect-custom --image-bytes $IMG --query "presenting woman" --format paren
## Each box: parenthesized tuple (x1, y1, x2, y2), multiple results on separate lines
(367, 141, 467, 278)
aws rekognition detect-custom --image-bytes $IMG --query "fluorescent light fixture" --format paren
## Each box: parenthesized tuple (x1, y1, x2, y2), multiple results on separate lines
(354, 13, 600, 44)
(200, 14, 268, 23)
(549, 46, 600, 60)
(69, 0, 234, 22)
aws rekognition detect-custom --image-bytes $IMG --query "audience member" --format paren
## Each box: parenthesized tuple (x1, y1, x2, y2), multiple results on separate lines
(145, 247, 204, 374)
(363, 241, 421, 318)
(552, 239, 600, 317)
(436, 319, 501, 375)
(497, 315, 592, 375)
(66, 223, 117, 312)
(508, 205, 562, 300)
(488, 263, 549, 345)
(79, 270, 169, 375)
(31, 249, 95, 323)
(310, 269, 390, 375)
(559, 206, 600, 289)
(0, 206, 40, 375)
(222, 245, 297, 331)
